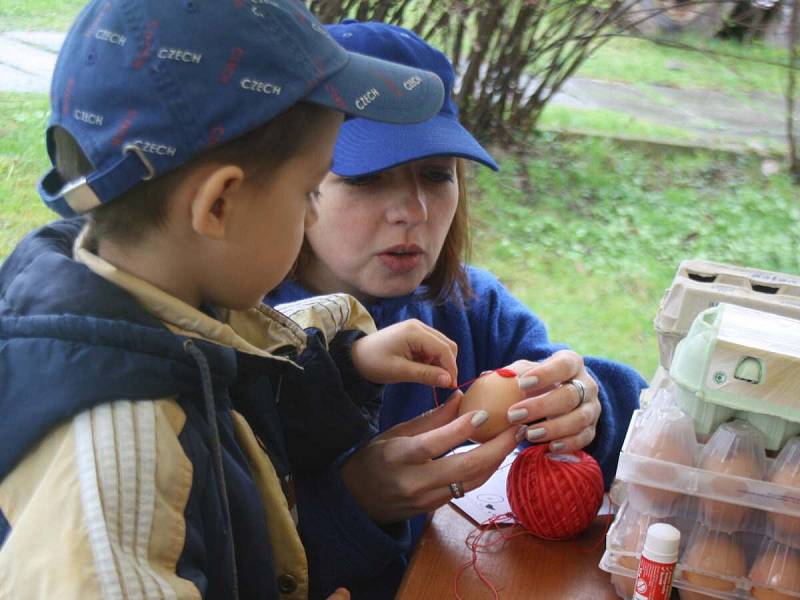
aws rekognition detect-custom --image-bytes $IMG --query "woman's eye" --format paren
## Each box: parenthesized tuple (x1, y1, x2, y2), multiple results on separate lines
(342, 175, 377, 187)
(424, 169, 455, 183)
(308, 189, 321, 201)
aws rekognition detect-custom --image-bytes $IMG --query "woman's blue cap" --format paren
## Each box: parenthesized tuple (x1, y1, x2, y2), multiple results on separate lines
(327, 20, 498, 177)
(38, 0, 446, 217)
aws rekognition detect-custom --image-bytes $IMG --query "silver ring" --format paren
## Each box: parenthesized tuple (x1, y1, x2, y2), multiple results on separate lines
(449, 481, 465, 499)
(567, 379, 587, 407)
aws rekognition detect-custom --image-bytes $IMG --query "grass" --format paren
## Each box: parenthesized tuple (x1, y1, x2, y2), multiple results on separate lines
(469, 133, 800, 379)
(0, 1, 85, 31)
(578, 34, 792, 97)
(538, 105, 699, 144)
(0, 93, 52, 258)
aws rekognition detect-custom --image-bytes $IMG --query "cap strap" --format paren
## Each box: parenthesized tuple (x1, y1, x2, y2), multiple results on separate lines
(38, 146, 156, 217)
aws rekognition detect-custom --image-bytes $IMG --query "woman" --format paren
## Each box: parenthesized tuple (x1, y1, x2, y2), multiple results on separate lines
(268, 20, 646, 543)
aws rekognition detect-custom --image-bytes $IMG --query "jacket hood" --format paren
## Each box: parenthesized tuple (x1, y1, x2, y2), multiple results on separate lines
(0, 219, 236, 479)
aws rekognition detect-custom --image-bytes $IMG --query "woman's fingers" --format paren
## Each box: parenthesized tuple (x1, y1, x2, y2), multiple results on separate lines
(520, 401, 601, 448)
(412, 426, 521, 510)
(388, 406, 505, 463)
(515, 350, 583, 396)
(383, 389, 464, 439)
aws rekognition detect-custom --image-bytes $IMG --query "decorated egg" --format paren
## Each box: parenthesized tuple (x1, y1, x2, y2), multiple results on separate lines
(457, 370, 523, 443)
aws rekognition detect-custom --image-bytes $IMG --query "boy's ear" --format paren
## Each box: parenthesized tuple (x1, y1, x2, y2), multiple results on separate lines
(190, 165, 246, 240)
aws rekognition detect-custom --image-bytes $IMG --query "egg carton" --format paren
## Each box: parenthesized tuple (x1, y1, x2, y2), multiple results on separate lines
(614, 409, 800, 527)
(655, 259, 800, 369)
(669, 303, 800, 451)
(600, 500, 800, 600)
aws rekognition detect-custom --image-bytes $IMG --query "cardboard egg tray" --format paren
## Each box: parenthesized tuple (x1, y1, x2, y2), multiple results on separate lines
(600, 409, 800, 599)
(655, 259, 800, 370)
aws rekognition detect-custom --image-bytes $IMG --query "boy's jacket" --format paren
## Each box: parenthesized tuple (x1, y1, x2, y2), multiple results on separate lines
(0, 219, 408, 599)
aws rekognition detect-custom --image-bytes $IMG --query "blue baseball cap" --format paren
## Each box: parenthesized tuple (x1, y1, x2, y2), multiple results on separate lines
(38, 0, 445, 218)
(325, 21, 497, 177)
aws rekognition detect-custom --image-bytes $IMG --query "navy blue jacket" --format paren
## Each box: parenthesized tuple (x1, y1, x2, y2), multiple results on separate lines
(0, 219, 410, 600)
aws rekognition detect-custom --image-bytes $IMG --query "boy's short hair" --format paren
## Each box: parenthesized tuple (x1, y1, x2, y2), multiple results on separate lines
(54, 102, 331, 244)
(38, 0, 445, 220)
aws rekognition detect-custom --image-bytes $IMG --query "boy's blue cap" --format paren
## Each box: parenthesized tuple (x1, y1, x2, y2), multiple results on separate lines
(326, 21, 498, 177)
(38, 0, 445, 218)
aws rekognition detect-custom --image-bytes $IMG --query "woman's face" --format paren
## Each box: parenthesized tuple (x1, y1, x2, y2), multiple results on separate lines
(301, 157, 459, 303)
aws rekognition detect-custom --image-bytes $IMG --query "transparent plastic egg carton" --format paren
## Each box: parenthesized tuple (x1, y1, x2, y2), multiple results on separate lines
(601, 501, 800, 599)
(600, 409, 800, 599)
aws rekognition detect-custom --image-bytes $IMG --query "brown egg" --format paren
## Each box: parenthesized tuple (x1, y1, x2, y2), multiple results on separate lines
(750, 544, 800, 600)
(609, 512, 647, 599)
(769, 461, 800, 545)
(679, 530, 747, 600)
(627, 408, 695, 511)
(457, 371, 523, 443)
(700, 451, 763, 531)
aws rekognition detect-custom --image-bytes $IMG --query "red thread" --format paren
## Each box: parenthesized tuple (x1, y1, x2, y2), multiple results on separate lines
(506, 445, 604, 540)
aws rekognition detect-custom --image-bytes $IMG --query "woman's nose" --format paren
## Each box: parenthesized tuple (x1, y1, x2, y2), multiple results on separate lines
(386, 177, 428, 226)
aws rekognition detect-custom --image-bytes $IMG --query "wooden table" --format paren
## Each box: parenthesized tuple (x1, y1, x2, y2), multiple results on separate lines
(396, 503, 620, 600)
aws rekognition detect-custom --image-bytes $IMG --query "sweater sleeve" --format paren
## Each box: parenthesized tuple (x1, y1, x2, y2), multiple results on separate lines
(465, 268, 646, 486)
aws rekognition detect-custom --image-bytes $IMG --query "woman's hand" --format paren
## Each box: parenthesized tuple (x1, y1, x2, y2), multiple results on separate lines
(351, 319, 458, 388)
(504, 350, 601, 453)
(341, 390, 520, 523)
(326, 589, 350, 600)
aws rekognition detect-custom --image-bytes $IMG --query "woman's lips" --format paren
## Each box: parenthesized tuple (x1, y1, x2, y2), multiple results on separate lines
(378, 247, 423, 273)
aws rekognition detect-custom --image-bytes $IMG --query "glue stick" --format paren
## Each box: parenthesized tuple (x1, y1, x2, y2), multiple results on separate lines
(631, 523, 680, 600)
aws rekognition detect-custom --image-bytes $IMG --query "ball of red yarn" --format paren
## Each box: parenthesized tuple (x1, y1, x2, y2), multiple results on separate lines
(506, 445, 604, 540)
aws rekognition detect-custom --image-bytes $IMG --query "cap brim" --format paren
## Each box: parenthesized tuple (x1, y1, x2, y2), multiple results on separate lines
(305, 50, 444, 124)
(330, 114, 498, 177)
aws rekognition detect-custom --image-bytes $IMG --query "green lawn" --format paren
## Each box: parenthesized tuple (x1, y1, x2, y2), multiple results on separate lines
(469, 133, 799, 379)
(0, 94, 52, 258)
(578, 34, 791, 97)
(0, 1, 85, 31)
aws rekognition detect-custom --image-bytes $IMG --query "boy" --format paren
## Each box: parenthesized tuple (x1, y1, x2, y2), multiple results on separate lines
(0, 1, 467, 599)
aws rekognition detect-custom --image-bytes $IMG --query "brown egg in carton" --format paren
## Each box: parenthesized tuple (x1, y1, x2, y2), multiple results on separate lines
(625, 398, 699, 518)
(602, 503, 800, 599)
(602, 409, 800, 599)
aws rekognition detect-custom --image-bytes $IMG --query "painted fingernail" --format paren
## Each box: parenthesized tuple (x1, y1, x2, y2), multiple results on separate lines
(550, 441, 566, 452)
(526, 427, 547, 441)
(471, 410, 489, 427)
(507, 408, 528, 423)
(515, 425, 528, 442)
(437, 373, 452, 388)
(519, 376, 539, 390)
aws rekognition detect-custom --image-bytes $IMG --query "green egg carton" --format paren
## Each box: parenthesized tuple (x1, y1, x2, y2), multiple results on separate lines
(669, 303, 800, 450)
